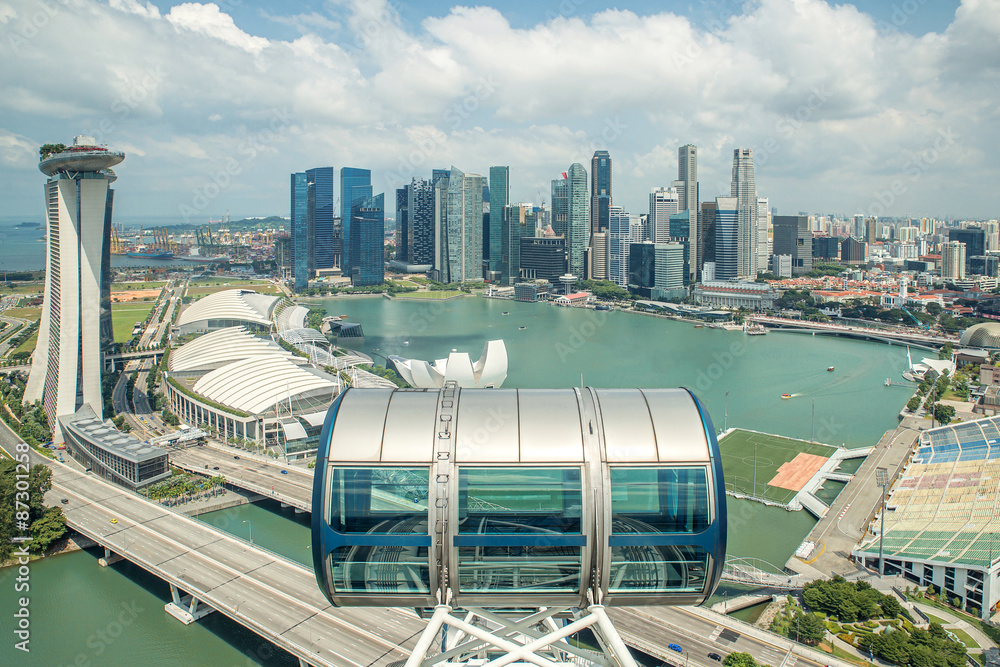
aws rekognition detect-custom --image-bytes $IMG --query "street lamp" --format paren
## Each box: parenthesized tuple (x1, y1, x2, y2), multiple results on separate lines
(876, 467, 889, 577)
(243, 520, 253, 545)
(724, 391, 729, 432)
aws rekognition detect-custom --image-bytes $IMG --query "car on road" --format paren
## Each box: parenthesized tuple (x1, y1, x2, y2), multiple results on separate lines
(233, 456, 240, 460)
(280, 470, 288, 474)
(60, 498, 69, 504)
(213, 466, 219, 470)
(110, 518, 118, 524)
(668, 644, 682, 653)
(708, 653, 722, 662)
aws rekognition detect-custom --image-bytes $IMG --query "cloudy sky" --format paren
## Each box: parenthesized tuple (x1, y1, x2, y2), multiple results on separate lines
(0, 0, 996, 224)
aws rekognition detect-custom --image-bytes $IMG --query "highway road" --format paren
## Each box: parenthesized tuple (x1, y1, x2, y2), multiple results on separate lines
(610, 606, 834, 667)
(170, 446, 313, 510)
(0, 421, 426, 667)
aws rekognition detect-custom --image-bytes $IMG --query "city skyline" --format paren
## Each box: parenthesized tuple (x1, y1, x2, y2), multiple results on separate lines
(0, 0, 994, 221)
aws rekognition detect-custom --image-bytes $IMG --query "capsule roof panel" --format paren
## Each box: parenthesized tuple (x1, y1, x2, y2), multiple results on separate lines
(327, 387, 709, 464)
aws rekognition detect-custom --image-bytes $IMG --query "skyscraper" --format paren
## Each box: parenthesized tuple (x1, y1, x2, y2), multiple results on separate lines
(649, 186, 679, 244)
(669, 210, 692, 285)
(306, 167, 335, 271)
(340, 167, 372, 277)
(772, 215, 813, 276)
(501, 204, 537, 285)
(941, 241, 966, 280)
(551, 175, 568, 238)
(590, 150, 611, 234)
(567, 163, 589, 279)
(950, 228, 985, 273)
(408, 178, 435, 266)
(350, 193, 385, 286)
(714, 196, 739, 281)
(395, 187, 409, 263)
(608, 205, 630, 287)
(730, 148, 758, 277)
(700, 201, 717, 267)
(436, 167, 484, 283)
(290, 171, 309, 291)
(756, 196, 771, 273)
(678, 144, 699, 282)
(488, 166, 509, 275)
(25, 137, 124, 440)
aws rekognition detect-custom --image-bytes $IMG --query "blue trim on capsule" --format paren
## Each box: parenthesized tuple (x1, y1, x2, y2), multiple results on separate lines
(683, 387, 728, 598)
(454, 534, 587, 548)
(311, 389, 348, 598)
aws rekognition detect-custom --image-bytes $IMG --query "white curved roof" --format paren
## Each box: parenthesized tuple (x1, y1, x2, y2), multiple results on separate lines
(276, 305, 308, 332)
(193, 355, 338, 415)
(281, 328, 328, 345)
(169, 326, 301, 373)
(177, 289, 278, 328)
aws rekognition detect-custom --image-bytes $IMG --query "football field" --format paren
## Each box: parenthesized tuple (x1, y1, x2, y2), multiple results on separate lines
(719, 429, 835, 504)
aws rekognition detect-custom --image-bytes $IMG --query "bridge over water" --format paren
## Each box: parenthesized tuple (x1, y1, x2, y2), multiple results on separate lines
(749, 315, 954, 351)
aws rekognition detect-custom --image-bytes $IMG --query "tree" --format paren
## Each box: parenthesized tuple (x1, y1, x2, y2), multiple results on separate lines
(927, 584, 936, 597)
(933, 404, 956, 425)
(723, 652, 759, 667)
(880, 593, 904, 618)
(907, 396, 922, 412)
(29, 506, 67, 552)
(794, 611, 826, 645)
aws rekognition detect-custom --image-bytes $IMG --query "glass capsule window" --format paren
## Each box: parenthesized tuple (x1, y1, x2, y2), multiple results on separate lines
(329, 466, 429, 534)
(326, 466, 431, 595)
(608, 466, 711, 594)
(610, 466, 710, 534)
(456, 467, 584, 593)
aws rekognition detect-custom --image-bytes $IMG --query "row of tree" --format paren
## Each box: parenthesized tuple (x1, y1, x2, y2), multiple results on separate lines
(801, 577, 904, 622)
(0, 459, 66, 562)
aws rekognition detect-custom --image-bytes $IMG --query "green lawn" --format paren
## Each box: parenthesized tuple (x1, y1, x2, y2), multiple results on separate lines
(112, 302, 157, 343)
(186, 283, 277, 296)
(0, 283, 44, 295)
(187, 277, 269, 287)
(950, 627, 978, 649)
(396, 290, 466, 299)
(3, 307, 41, 321)
(14, 330, 37, 355)
(719, 429, 836, 503)
(924, 613, 949, 625)
(111, 281, 168, 291)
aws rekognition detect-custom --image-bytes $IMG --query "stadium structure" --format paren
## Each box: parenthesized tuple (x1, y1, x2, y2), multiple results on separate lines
(854, 416, 1000, 619)
(164, 289, 394, 458)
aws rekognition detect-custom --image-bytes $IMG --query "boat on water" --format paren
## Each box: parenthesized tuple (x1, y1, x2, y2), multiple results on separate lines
(127, 247, 174, 259)
(595, 304, 611, 311)
(781, 394, 792, 399)
(744, 323, 767, 335)
(694, 324, 704, 329)
(501, 311, 509, 315)
(827, 366, 835, 372)
(518, 326, 526, 330)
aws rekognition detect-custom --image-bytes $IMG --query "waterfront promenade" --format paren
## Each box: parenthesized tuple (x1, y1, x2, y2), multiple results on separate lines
(788, 423, 920, 578)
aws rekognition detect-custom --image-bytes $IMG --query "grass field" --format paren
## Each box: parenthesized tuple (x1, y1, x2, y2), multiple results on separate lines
(112, 302, 157, 343)
(0, 283, 44, 295)
(3, 307, 41, 321)
(187, 277, 270, 287)
(719, 429, 836, 504)
(186, 283, 278, 297)
(397, 290, 466, 299)
(111, 281, 168, 291)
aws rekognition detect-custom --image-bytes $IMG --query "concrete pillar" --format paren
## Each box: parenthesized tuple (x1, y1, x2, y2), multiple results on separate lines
(164, 583, 216, 625)
(98, 547, 122, 567)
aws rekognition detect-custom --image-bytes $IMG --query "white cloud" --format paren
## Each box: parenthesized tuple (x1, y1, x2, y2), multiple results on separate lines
(0, 0, 996, 219)
(166, 3, 269, 54)
(0, 3, 16, 24)
(109, 0, 160, 19)
(0, 129, 36, 167)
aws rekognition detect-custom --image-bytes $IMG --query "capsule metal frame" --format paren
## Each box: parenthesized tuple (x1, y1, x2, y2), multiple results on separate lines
(312, 387, 727, 610)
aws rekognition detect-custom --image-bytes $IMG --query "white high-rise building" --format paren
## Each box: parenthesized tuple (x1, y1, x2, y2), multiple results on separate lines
(648, 186, 679, 244)
(608, 206, 631, 287)
(730, 148, 758, 277)
(941, 241, 967, 280)
(756, 196, 771, 273)
(590, 231, 608, 280)
(25, 137, 124, 441)
(678, 144, 699, 283)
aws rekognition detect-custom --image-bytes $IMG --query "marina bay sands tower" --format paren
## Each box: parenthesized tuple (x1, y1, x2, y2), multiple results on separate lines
(24, 136, 124, 440)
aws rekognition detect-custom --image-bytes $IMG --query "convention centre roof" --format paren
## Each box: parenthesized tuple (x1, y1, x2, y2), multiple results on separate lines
(169, 326, 301, 373)
(193, 355, 338, 415)
(176, 289, 279, 329)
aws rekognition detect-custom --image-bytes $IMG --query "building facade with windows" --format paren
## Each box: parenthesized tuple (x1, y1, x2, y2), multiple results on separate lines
(25, 137, 123, 441)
